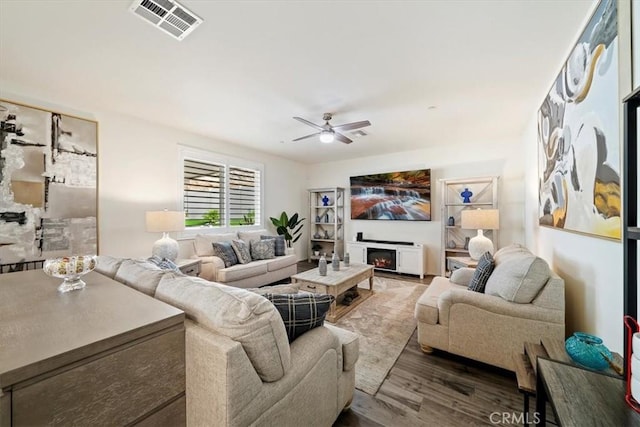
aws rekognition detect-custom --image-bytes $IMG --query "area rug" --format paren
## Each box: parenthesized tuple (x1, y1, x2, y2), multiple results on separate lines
(331, 276, 428, 395)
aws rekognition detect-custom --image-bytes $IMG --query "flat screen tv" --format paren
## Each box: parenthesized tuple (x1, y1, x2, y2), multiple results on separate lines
(350, 169, 431, 221)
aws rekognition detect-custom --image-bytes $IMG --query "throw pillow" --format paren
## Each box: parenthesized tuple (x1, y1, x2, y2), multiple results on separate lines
(450, 268, 475, 286)
(264, 293, 335, 342)
(146, 256, 182, 273)
(231, 239, 252, 264)
(485, 253, 551, 303)
(468, 252, 495, 293)
(251, 239, 275, 260)
(261, 235, 286, 256)
(212, 241, 239, 267)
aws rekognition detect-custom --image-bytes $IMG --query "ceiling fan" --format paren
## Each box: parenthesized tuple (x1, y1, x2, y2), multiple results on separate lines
(292, 113, 371, 144)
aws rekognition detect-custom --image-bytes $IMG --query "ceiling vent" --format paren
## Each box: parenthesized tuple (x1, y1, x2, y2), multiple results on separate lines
(130, 0, 202, 41)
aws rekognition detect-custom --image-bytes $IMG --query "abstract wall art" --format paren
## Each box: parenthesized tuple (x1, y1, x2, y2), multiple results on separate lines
(538, 0, 620, 240)
(0, 99, 98, 271)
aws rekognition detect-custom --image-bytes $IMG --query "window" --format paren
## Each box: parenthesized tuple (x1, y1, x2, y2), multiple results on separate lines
(180, 146, 262, 233)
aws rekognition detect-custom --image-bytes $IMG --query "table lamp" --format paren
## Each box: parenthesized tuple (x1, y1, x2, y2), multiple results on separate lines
(145, 210, 185, 261)
(461, 208, 499, 260)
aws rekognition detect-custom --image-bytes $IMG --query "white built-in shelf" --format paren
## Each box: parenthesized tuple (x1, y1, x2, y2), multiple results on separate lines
(445, 248, 470, 253)
(308, 187, 345, 262)
(446, 202, 494, 207)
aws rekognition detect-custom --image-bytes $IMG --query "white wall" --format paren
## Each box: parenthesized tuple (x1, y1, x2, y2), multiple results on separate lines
(0, 88, 308, 260)
(306, 140, 525, 275)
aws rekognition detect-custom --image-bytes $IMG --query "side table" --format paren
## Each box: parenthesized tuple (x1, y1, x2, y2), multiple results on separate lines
(535, 358, 640, 426)
(513, 337, 623, 424)
(176, 258, 202, 277)
(446, 256, 478, 273)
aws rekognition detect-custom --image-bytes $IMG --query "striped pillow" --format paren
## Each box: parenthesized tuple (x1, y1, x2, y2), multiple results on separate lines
(265, 293, 335, 342)
(468, 252, 495, 293)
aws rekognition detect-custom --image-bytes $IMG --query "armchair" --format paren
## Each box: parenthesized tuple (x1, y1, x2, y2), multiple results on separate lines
(414, 244, 565, 371)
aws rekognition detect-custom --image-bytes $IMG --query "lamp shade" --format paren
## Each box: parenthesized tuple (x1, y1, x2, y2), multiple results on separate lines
(145, 210, 185, 233)
(461, 209, 499, 230)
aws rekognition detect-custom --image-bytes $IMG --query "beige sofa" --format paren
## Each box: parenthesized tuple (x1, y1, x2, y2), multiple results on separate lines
(414, 244, 565, 371)
(96, 256, 359, 427)
(191, 229, 297, 288)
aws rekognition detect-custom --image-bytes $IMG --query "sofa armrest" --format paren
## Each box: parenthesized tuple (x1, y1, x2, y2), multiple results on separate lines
(195, 255, 225, 281)
(186, 321, 262, 426)
(323, 324, 359, 371)
(438, 289, 564, 327)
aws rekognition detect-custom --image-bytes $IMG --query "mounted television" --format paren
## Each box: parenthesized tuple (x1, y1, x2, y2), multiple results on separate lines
(350, 169, 431, 221)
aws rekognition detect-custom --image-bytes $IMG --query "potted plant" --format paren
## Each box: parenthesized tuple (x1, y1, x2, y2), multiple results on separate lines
(270, 211, 305, 254)
(312, 243, 322, 257)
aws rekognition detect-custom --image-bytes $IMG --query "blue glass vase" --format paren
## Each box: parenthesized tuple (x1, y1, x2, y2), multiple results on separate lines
(565, 332, 612, 371)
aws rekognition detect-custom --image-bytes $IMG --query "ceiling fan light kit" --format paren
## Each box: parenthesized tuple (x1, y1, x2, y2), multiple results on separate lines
(319, 130, 335, 143)
(292, 113, 371, 144)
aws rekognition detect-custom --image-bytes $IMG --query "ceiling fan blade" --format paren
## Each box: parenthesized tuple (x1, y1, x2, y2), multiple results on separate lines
(331, 120, 371, 132)
(335, 132, 353, 144)
(293, 117, 323, 131)
(292, 132, 321, 142)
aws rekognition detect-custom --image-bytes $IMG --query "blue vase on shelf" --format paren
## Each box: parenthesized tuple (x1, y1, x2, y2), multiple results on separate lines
(565, 332, 612, 371)
(461, 188, 473, 203)
(322, 195, 330, 206)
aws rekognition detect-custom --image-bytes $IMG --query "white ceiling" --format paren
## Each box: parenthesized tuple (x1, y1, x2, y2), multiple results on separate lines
(0, 0, 595, 164)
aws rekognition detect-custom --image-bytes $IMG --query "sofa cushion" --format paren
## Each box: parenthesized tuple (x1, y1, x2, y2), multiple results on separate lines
(262, 235, 286, 256)
(250, 239, 275, 260)
(493, 243, 530, 265)
(485, 253, 551, 303)
(248, 283, 300, 295)
(264, 293, 335, 342)
(468, 252, 495, 293)
(231, 239, 252, 264)
(194, 233, 238, 257)
(217, 260, 269, 282)
(113, 259, 167, 296)
(212, 241, 239, 267)
(266, 254, 297, 272)
(450, 268, 475, 286)
(95, 255, 125, 279)
(238, 229, 268, 244)
(155, 273, 291, 382)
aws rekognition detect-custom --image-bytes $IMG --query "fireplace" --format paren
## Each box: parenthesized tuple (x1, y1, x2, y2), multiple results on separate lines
(367, 247, 396, 271)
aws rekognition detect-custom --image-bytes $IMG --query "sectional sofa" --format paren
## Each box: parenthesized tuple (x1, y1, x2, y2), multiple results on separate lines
(96, 256, 359, 426)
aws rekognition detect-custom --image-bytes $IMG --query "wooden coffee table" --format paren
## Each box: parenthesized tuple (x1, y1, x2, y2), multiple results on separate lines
(291, 263, 374, 322)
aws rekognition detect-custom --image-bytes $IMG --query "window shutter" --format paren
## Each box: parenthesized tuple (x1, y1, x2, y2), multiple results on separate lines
(228, 166, 260, 226)
(183, 159, 225, 227)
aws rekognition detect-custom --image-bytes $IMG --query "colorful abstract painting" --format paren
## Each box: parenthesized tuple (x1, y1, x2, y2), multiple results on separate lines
(0, 100, 97, 271)
(538, 0, 620, 239)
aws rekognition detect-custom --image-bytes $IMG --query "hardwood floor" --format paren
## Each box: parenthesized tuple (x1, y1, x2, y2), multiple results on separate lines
(294, 262, 553, 427)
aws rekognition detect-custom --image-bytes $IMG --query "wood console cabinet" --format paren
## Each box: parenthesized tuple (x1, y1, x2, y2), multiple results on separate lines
(0, 270, 186, 426)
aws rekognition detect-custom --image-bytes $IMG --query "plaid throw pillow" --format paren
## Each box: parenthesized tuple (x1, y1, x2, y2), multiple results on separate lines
(261, 235, 285, 256)
(231, 239, 252, 264)
(212, 242, 238, 267)
(468, 252, 495, 293)
(265, 293, 335, 342)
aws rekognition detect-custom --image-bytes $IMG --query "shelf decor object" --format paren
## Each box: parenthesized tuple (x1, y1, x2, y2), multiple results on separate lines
(146, 210, 185, 261)
(440, 176, 499, 276)
(564, 332, 612, 371)
(308, 187, 345, 262)
(461, 188, 473, 203)
(461, 208, 499, 260)
(43, 255, 98, 292)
